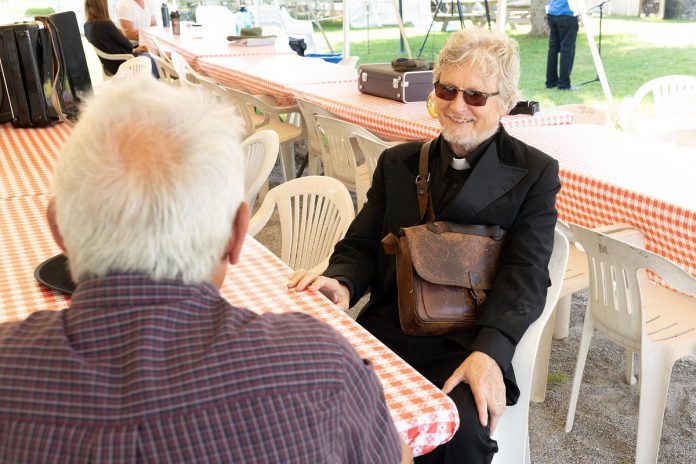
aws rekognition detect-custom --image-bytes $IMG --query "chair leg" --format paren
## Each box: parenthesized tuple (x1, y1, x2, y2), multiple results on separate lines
(625, 349, 636, 385)
(635, 351, 672, 464)
(553, 294, 572, 340)
(279, 141, 296, 182)
(531, 309, 556, 403)
(565, 310, 595, 432)
(307, 152, 322, 176)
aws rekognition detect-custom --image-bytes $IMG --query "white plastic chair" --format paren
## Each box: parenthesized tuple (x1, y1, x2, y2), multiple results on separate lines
(490, 228, 569, 464)
(314, 115, 385, 208)
(352, 132, 390, 209)
(258, 5, 318, 53)
(295, 98, 336, 177)
(531, 220, 644, 403)
(219, 87, 304, 182)
(557, 104, 609, 126)
(144, 37, 178, 84)
(625, 75, 696, 133)
(247, 176, 355, 275)
(242, 130, 279, 213)
(113, 56, 153, 79)
(168, 51, 220, 89)
(565, 224, 696, 464)
(90, 44, 134, 80)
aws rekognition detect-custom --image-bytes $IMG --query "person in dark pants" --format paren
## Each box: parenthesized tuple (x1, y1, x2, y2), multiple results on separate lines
(546, 0, 579, 90)
(289, 28, 560, 464)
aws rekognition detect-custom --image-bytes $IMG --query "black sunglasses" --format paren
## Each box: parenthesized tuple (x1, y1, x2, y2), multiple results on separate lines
(433, 82, 500, 107)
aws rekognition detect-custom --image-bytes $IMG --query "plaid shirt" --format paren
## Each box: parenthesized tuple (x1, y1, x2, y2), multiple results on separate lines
(0, 275, 401, 463)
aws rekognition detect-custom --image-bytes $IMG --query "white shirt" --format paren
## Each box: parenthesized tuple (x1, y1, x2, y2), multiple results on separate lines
(116, 0, 154, 31)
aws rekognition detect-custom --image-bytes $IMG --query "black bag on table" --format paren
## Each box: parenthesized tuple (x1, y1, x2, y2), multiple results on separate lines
(0, 11, 92, 127)
(288, 37, 306, 56)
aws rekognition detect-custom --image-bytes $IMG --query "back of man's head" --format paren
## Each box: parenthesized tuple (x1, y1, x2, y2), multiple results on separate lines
(53, 76, 244, 284)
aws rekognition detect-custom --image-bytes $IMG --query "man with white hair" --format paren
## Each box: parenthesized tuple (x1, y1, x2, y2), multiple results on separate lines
(0, 76, 408, 463)
(290, 28, 560, 463)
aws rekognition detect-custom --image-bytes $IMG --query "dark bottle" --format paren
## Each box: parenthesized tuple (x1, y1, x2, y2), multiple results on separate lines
(161, 3, 170, 27)
(170, 10, 180, 35)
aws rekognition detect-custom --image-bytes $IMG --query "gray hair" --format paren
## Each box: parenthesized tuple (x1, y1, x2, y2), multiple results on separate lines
(433, 28, 521, 113)
(53, 75, 245, 283)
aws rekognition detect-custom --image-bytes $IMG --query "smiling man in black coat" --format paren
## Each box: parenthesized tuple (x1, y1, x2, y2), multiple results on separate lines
(289, 28, 560, 464)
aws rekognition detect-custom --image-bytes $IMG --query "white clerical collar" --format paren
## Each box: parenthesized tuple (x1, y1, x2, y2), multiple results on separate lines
(450, 156, 471, 171)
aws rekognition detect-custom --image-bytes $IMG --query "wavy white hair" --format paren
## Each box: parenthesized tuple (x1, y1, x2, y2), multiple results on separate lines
(53, 75, 245, 284)
(433, 28, 521, 114)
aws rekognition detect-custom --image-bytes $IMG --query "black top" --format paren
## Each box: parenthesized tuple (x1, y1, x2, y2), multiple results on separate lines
(84, 19, 134, 76)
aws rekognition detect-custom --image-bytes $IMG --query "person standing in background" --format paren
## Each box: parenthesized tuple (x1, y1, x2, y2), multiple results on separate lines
(546, 0, 579, 91)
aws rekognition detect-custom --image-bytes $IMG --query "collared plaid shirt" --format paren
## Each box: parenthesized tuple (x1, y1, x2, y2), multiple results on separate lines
(0, 275, 402, 463)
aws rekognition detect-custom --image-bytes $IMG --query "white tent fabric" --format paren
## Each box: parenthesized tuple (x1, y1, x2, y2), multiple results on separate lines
(349, 0, 431, 28)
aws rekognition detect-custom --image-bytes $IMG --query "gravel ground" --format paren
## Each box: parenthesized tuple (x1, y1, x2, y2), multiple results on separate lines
(252, 153, 695, 464)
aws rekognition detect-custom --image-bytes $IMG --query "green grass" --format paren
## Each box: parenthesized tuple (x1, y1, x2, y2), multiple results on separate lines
(318, 17, 696, 108)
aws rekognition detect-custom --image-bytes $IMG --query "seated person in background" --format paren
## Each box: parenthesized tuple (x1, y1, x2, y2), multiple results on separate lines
(0, 76, 409, 464)
(84, 0, 158, 77)
(289, 28, 560, 464)
(116, 0, 156, 41)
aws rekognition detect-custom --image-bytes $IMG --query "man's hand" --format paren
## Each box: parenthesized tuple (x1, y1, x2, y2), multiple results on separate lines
(287, 270, 350, 310)
(442, 351, 506, 433)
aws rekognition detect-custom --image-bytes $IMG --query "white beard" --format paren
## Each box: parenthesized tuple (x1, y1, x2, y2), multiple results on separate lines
(441, 124, 499, 155)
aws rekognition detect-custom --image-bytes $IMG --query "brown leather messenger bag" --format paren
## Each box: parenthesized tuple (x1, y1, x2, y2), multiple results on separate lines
(381, 141, 507, 336)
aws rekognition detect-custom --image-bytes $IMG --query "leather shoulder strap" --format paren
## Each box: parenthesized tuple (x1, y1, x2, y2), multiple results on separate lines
(415, 141, 435, 223)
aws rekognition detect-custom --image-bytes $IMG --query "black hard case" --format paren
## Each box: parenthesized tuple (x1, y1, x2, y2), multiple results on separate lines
(0, 11, 91, 127)
(358, 63, 433, 103)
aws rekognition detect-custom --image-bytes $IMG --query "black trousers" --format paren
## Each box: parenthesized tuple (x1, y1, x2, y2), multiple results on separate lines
(546, 14, 579, 89)
(358, 305, 516, 464)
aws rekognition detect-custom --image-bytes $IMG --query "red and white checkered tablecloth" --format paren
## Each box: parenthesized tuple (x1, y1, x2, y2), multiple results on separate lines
(0, 123, 69, 199)
(506, 124, 696, 281)
(0, 193, 459, 456)
(139, 25, 296, 69)
(196, 55, 358, 106)
(288, 81, 573, 141)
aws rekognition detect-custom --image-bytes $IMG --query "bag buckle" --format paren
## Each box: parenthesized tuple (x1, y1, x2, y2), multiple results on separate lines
(414, 173, 430, 195)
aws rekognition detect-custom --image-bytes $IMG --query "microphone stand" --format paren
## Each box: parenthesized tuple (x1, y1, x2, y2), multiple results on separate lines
(580, 0, 612, 86)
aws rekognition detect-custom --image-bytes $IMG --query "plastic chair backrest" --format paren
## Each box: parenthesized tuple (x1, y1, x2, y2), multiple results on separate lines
(169, 51, 198, 87)
(352, 133, 389, 210)
(90, 44, 134, 79)
(571, 223, 695, 348)
(242, 130, 279, 211)
(491, 228, 569, 464)
(631, 75, 696, 120)
(195, 5, 236, 28)
(295, 98, 334, 162)
(114, 56, 152, 79)
(247, 176, 355, 274)
(315, 114, 381, 191)
(220, 88, 269, 138)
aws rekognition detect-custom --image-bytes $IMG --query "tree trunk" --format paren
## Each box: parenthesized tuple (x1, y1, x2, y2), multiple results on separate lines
(530, 0, 550, 36)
